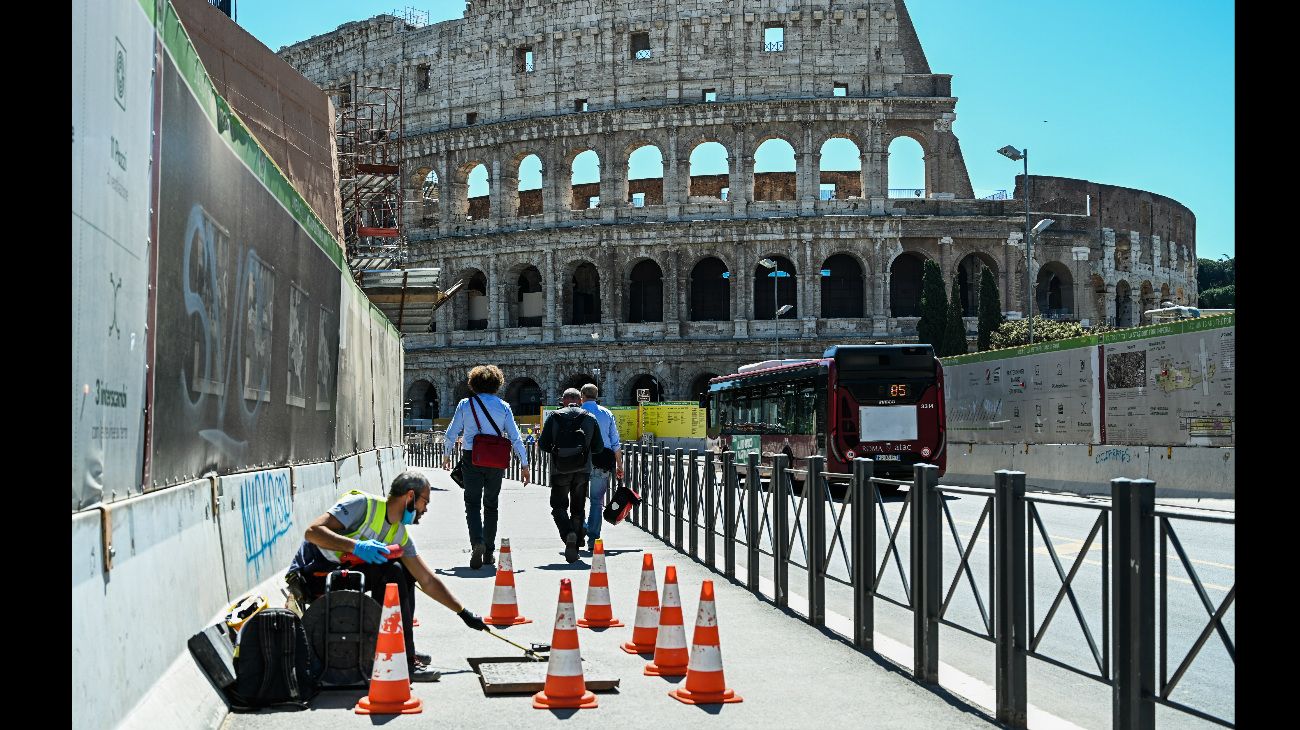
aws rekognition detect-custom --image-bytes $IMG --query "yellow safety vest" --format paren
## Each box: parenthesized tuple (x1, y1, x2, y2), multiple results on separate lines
(330, 490, 411, 563)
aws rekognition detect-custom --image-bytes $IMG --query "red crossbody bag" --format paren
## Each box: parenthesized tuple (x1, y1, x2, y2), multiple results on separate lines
(467, 395, 512, 469)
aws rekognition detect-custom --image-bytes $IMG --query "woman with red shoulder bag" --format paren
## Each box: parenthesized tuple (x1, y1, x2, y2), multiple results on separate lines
(441, 365, 529, 569)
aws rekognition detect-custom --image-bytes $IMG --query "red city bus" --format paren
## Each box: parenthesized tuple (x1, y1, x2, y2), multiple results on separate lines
(706, 344, 946, 488)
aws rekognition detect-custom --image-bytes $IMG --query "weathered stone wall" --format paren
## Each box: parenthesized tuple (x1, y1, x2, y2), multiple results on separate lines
(278, 1, 1198, 414)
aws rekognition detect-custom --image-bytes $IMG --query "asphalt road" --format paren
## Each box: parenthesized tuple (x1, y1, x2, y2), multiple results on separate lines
(652, 467, 1235, 730)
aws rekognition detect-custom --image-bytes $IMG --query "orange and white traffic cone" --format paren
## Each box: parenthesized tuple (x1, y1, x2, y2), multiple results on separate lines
(644, 565, 688, 676)
(577, 539, 624, 629)
(484, 538, 531, 626)
(621, 553, 660, 654)
(669, 580, 743, 704)
(532, 578, 598, 710)
(354, 583, 423, 715)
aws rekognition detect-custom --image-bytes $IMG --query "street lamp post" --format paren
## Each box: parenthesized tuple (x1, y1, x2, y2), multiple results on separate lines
(997, 145, 1033, 342)
(759, 258, 794, 360)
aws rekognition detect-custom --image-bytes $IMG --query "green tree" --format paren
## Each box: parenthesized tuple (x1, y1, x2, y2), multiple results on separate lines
(990, 316, 1112, 349)
(1199, 284, 1234, 308)
(1196, 257, 1234, 292)
(917, 259, 948, 350)
(942, 276, 968, 356)
(976, 266, 1003, 351)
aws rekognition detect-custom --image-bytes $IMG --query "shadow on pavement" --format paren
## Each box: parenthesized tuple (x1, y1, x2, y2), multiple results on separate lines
(434, 567, 497, 579)
(535, 561, 589, 570)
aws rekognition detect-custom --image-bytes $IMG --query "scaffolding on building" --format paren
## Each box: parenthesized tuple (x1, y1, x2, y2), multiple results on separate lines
(333, 81, 406, 273)
(332, 80, 456, 333)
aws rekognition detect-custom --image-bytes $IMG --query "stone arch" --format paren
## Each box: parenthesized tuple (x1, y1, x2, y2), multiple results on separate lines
(1036, 262, 1074, 318)
(687, 140, 731, 201)
(564, 260, 601, 325)
(506, 262, 544, 327)
(625, 142, 665, 207)
(560, 372, 596, 394)
(626, 257, 664, 323)
(887, 135, 927, 198)
(1139, 280, 1157, 323)
(689, 255, 731, 321)
(414, 167, 440, 226)
(568, 148, 601, 210)
(1115, 279, 1134, 328)
(1159, 283, 1172, 304)
(889, 252, 928, 317)
(627, 373, 664, 404)
(457, 161, 491, 221)
(820, 253, 864, 318)
(451, 380, 473, 408)
(754, 254, 798, 319)
(504, 377, 543, 416)
(818, 135, 863, 200)
(955, 252, 998, 317)
(451, 268, 489, 330)
(405, 379, 438, 421)
(753, 137, 797, 202)
(687, 370, 721, 405)
(515, 152, 544, 217)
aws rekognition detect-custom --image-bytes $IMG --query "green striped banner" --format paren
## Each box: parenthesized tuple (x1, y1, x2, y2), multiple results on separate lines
(157, 0, 344, 270)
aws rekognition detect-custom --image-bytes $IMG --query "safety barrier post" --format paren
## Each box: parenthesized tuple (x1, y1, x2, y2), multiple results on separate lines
(1113, 478, 1155, 730)
(852, 458, 876, 650)
(772, 454, 790, 608)
(995, 470, 1028, 728)
(807, 456, 827, 627)
(745, 453, 761, 593)
(704, 451, 717, 568)
(627, 444, 638, 527)
(674, 448, 685, 550)
(688, 449, 700, 560)
(723, 451, 737, 580)
(661, 446, 672, 542)
(911, 463, 941, 682)
(650, 445, 661, 536)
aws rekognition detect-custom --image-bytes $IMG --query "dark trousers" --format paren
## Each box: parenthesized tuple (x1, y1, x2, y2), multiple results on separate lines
(301, 557, 419, 674)
(550, 470, 590, 542)
(462, 456, 504, 549)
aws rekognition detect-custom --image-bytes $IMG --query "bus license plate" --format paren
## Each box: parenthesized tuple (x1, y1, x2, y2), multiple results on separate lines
(875, 455, 900, 461)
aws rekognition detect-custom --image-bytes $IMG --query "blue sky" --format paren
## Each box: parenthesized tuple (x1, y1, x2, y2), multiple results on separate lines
(239, 1, 1234, 260)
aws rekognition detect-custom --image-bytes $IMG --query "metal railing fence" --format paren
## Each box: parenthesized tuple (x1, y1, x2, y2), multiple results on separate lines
(620, 443, 1234, 729)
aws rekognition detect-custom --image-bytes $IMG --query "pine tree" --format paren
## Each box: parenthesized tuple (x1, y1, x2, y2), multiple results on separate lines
(917, 259, 948, 351)
(977, 266, 1004, 351)
(943, 276, 968, 355)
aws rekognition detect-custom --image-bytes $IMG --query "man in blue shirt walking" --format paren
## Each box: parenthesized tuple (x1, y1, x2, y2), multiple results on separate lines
(580, 383, 622, 550)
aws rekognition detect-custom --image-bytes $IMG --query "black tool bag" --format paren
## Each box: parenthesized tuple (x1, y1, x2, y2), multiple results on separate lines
(228, 608, 320, 711)
(603, 484, 642, 525)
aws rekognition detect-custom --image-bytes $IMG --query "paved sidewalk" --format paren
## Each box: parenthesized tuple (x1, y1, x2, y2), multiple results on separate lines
(223, 467, 996, 729)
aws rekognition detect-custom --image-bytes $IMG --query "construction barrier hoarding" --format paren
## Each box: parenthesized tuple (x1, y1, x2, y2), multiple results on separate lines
(942, 314, 1234, 447)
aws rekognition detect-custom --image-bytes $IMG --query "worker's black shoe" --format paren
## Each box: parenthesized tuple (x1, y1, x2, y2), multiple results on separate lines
(564, 532, 579, 563)
(414, 651, 432, 668)
(470, 543, 484, 570)
(411, 666, 441, 683)
(483, 549, 495, 566)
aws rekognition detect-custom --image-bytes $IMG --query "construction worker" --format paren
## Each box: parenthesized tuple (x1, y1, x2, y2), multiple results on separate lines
(285, 470, 488, 681)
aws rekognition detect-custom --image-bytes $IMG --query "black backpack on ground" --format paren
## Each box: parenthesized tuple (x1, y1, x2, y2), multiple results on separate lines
(550, 409, 592, 474)
(228, 608, 320, 711)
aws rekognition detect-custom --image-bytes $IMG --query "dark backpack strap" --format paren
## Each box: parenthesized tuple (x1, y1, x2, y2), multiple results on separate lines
(470, 394, 504, 436)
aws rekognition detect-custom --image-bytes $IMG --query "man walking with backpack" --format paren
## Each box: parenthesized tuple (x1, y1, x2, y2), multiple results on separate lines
(580, 383, 622, 551)
(538, 388, 604, 562)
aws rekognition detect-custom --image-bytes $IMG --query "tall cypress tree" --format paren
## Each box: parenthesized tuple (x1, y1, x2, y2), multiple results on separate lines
(943, 276, 969, 356)
(917, 259, 948, 351)
(977, 266, 1004, 351)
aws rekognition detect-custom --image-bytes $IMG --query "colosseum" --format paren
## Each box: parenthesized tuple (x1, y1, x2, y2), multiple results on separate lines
(278, 0, 1197, 420)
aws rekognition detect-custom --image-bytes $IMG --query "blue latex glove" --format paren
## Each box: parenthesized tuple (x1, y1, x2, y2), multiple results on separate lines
(353, 539, 391, 565)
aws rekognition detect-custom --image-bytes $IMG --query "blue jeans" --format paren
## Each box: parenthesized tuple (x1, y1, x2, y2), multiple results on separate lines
(462, 458, 504, 549)
(585, 468, 612, 542)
